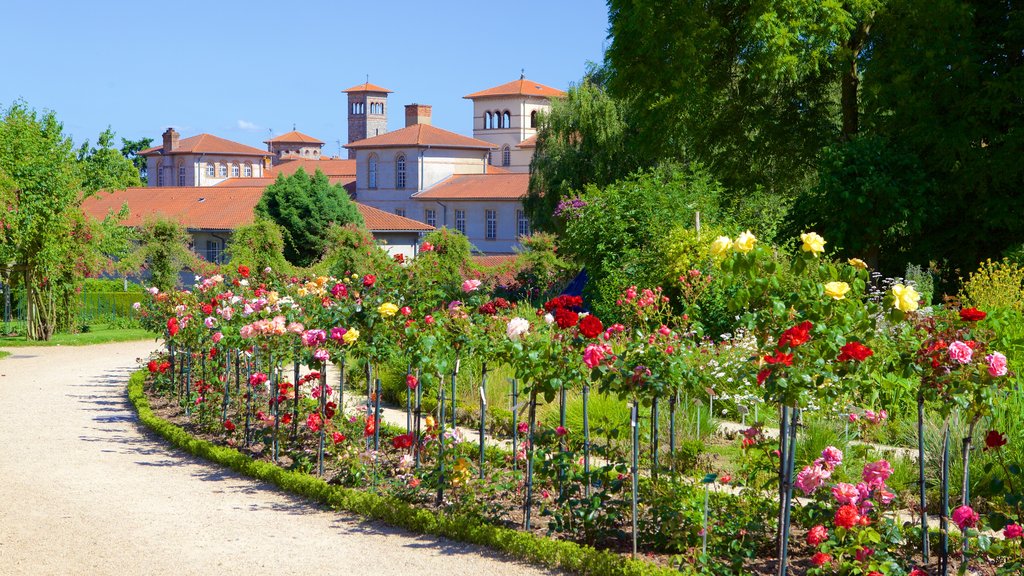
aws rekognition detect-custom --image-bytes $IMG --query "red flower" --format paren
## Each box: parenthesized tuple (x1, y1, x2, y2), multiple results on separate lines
(984, 430, 1007, 451)
(810, 552, 832, 567)
(306, 413, 322, 432)
(281, 413, 292, 425)
(223, 420, 236, 432)
(763, 350, 794, 366)
(835, 504, 860, 529)
(579, 314, 603, 338)
(148, 360, 159, 373)
(201, 303, 213, 315)
(237, 265, 250, 278)
(778, 321, 813, 348)
(364, 415, 376, 437)
(806, 524, 828, 546)
(393, 253, 405, 264)
(406, 374, 419, 390)
(391, 433, 414, 450)
(960, 307, 986, 322)
(555, 426, 568, 437)
(325, 401, 337, 419)
(400, 306, 411, 316)
(167, 317, 179, 337)
(331, 432, 346, 444)
(362, 274, 376, 287)
(159, 361, 170, 373)
(838, 341, 874, 362)
(719, 474, 731, 484)
(908, 568, 928, 576)
(554, 307, 579, 329)
(756, 369, 771, 386)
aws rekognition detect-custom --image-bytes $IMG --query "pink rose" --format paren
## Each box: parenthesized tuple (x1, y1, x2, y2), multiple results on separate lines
(952, 505, 979, 530)
(862, 460, 893, 488)
(948, 340, 973, 364)
(461, 279, 482, 293)
(806, 524, 828, 546)
(818, 446, 843, 470)
(212, 332, 223, 344)
(795, 464, 831, 495)
(832, 483, 860, 505)
(987, 352, 1007, 377)
(583, 344, 607, 369)
(1004, 523, 1023, 539)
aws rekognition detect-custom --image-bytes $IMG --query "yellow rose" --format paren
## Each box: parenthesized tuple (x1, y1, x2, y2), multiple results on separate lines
(296, 287, 308, 297)
(891, 284, 920, 313)
(734, 230, 757, 253)
(848, 258, 867, 270)
(425, 415, 436, 429)
(800, 232, 826, 256)
(266, 291, 279, 305)
(378, 302, 399, 317)
(342, 328, 360, 344)
(710, 235, 733, 256)
(823, 281, 850, 300)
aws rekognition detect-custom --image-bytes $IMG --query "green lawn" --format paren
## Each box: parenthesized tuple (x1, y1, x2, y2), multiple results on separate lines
(0, 324, 157, 347)
(0, 350, 9, 360)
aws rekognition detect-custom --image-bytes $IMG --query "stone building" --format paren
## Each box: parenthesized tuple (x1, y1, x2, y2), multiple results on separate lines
(343, 82, 392, 158)
(142, 128, 273, 187)
(264, 130, 325, 164)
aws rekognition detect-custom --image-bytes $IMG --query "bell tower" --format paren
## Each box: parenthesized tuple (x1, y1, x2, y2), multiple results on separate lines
(344, 81, 392, 158)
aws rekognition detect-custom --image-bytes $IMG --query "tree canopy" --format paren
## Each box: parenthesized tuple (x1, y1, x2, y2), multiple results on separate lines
(255, 168, 364, 268)
(77, 127, 143, 194)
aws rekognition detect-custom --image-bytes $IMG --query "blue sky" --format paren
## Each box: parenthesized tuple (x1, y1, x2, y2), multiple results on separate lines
(0, 1, 610, 153)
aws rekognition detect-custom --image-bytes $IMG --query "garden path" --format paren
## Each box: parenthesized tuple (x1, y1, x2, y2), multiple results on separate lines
(0, 341, 561, 576)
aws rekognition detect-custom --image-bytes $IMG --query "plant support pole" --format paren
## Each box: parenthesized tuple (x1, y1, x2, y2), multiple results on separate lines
(918, 396, 930, 563)
(479, 363, 487, 479)
(583, 383, 591, 497)
(631, 400, 639, 560)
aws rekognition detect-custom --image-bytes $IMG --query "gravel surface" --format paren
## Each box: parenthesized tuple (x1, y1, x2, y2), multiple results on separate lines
(0, 342, 560, 576)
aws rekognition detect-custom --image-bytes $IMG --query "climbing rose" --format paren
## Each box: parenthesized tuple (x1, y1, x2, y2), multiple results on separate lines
(579, 314, 603, 338)
(1004, 524, 1023, 539)
(984, 430, 1007, 451)
(960, 307, 986, 322)
(806, 525, 828, 546)
(835, 505, 860, 529)
(810, 552, 832, 567)
(987, 352, 1008, 377)
(838, 341, 874, 362)
(406, 374, 419, 390)
(167, 317, 179, 337)
(952, 505, 979, 530)
(313, 348, 330, 363)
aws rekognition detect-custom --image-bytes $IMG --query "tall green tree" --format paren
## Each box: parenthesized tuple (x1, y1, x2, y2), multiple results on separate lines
(120, 136, 153, 182)
(255, 168, 363, 267)
(77, 127, 142, 194)
(122, 217, 199, 292)
(225, 218, 291, 275)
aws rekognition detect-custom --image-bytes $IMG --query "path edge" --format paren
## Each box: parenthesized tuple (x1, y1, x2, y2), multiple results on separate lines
(126, 370, 676, 576)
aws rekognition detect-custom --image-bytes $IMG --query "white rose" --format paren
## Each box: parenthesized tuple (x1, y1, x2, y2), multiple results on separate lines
(506, 317, 530, 340)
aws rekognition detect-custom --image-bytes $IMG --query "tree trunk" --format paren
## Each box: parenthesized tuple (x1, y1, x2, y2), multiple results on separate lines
(841, 15, 873, 141)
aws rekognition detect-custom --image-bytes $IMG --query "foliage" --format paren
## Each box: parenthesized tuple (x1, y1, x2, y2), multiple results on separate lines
(122, 217, 199, 291)
(255, 168, 363, 267)
(119, 136, 153, 182)
(406, 228, 475, 303)
(316, 223, 395, 278)
(959, 259, 1024, 314)
(76, 127, 142, 194)
(224, 218, 291, 275)
(511, 233, 575, 303)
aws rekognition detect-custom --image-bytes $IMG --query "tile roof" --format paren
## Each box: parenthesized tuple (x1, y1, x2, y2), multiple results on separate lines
(342, 82, 393, 94)
(413, 173, 528, 200)
(140, 133, 271, 157)
(346, 124, 497, 150)
(485, 164, 512, 174)
(215, 177, 277, 188)
(516, 135, 537, 149)
(264, 130, 324, 144)
(266, 158, 356, 178)
(357, 204, 433, 231)
(81, 186, 429, 234)
(464, 78, 566, 99)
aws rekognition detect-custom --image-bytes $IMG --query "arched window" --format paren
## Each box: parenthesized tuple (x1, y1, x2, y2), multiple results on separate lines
(503, 111, 511, 129)
(530, 110, 538, 128)
(495, 110, 503, 128)
(502, 145, 511, 167)
(368, 154, 378, 189)
(244, 163, 253, 177)
(231, 164, 240, 177)
(395, 154, 406, 189)
(218, 163, 227, 178)
(178, 164, 186, 185)
(484, 112, 491, 130)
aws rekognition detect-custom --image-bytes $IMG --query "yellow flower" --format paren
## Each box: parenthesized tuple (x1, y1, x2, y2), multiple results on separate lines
(823, 281, 850, 300)
(734, 230, 757, 253)
(266, 291, 279, 305)
(296, 287, 308, 297)
(891, 284, 920, 313)
(848, 258, 867, 270)
(425, 415, 436, 429)
(800, 232, 826, 256)
(710, 236, 733, 256)
(342, 328, 360, 344)
(378, 302, 399, 317)
(316, 276, 328, 287)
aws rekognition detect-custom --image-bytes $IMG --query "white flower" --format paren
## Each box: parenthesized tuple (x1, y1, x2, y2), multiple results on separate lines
(148, 287, 159, 295)
(506, 317, 530, 340)
(239, 279, 249, 287)
(132, 302, 141, 310)
(544, 313, 554, 324)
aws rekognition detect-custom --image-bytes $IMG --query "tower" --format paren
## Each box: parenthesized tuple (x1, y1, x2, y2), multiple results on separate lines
(343, 81, 392, 158)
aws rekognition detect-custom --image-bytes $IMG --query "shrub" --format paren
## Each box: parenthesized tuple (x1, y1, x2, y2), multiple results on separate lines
(225, 219, 291, 275)
(959, 258, 1024, 313)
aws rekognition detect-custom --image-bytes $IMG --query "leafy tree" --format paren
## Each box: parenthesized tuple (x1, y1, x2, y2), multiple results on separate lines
(255, 168, 363, 267)
(315, 223, 394, 278)
(77, 127, 142, 194)
(122, 217, 199, 292)
(120, 136, 153, 182)
(225, 218, 291, 275)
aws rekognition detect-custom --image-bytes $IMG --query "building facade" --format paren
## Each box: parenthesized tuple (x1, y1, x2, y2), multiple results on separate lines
(142, 128, 273, 187)
(264, 130, 325, 164)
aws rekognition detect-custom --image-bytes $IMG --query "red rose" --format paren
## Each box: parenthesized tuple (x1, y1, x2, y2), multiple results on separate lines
(960, 307, 986, 322)
(167, 317, 179, 337)
(838, 341, 874, 362)
(835, 504, 860, 529)
(554, 308, 579, 329)
(148, 360, 159, 373)
(331, 432, 346, 444)
(400, 306, 412, 316)
(763, 350, 794, 366)
(391, 433, 414, 450)
(810, 552, 832, 567)
(364, 415, 376, 437)
(201, 303, 213, 315)
(984, 430, 1007, 451)
(237, 265, 250, 278)
(756, 369, 771, 386)
(908, 568, 928, 576)
(778, 321, 813, 348)
(393, 253, 405, 264)
(362, 274, 376, 287)
(406, 374, 419, 390)
(806, 524, 828, 546)
(579, 314, 603, 338)
(223, 420, 236, 432)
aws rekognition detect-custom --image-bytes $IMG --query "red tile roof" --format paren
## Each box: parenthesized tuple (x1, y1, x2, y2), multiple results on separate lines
(342, 82, 393, 94)
(266, 158, 356, 178)
(140, 133, 271, 157)
(413, 173, 528, 200)
(81, 186, 430, 234)
(264, 130, 324, 144)
(346, 124, 496, 150)
(516, 135, 537, 149)
(464, 78, 566, 99)
(215, 177, 277, 188)
(485, 164, 512, 174)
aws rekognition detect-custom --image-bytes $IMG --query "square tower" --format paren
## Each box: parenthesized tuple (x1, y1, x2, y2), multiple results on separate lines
(344, 82, 392, 159)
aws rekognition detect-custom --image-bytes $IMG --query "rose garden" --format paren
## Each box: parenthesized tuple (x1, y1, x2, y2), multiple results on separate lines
(127, 227, 1024, 576)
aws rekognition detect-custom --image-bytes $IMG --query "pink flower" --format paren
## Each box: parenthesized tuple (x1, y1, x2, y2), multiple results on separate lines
(1004, 523, 1023, 538)
(555, 426, 568, 437)
(987, 352, 1008, 377)
(400, 306, 412, 316)
(421, 241, 433, 252)
(204, 316, 216, 328)
(517, 422, 529, 434)
(795, 464, 831, 495)
(313, 348, 330, 363)
(848, 413, 859, 423)
(856, 547, 874, 562)
(307, 412, 323, 432)
(330, 327, 348, 342)
(583, 343, 607, 369)
(461, 279, 482, 292)
(302, 329, 327, 347)
(832, 483, 860, 505)
(818, 446, 843, 471)
(806, 524, 828, 546)
(952, 505, 979, 530)
(948, 340, 973, 364)
(877, 487, 895, 505)
(212, 332, 223, 343)
(862, 460, 892, 488)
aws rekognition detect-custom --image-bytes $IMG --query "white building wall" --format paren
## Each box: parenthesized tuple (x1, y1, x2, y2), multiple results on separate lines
(415, 199, 523, 254)
(147, 153, 267, 187)
(353, 147, 489, 216)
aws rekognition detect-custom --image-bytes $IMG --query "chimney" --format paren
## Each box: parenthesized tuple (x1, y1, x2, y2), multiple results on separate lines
(162, 127, 179, 153)
(404, 104, 432, 127)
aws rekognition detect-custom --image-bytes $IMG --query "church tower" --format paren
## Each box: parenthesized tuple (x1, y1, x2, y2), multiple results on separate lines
(344, 81, 392, 158)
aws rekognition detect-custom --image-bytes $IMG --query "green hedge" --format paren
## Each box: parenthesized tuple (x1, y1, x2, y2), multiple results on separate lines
(127, 371, 678, 576)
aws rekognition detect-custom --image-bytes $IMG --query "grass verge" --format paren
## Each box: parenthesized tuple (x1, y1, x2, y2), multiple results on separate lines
(0, 326, 156, 347)
(127, 370, 676, 576)
(0, 350, 9, 360)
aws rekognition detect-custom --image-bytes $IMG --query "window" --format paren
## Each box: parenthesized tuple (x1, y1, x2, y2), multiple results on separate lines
(178, 165, 186, 185)
(425, 208, 436, 227)
(206, 163, 215, 177)
(395, 154, 406, 189)
(517, 209, 530, 238)
(205, 240, 223, 263)
(503, 111, 511, 129)
(502, 145, 511, 167)
(219, 164, 227, 178)
(530, 110, 538, 128)
(484, 111, 491, 130)
(455, 209, 466, 235)
(485, 209, 497, 240)
(368, 154, 378, 188)
(231, 164, 240, 177)
(495, 110, 503, 128)
(394, 208, 406, 217)
(487, 151, 493, 165)
(157, 169, 164, 186)
(244, 164, 252, 177)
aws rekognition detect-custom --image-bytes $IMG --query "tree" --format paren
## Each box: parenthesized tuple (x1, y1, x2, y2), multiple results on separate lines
(122, 217, 199, 292)
(77, 127, 142, 194)
(255, 168, 364, 267)
(525, 78, 640, 232)
(120, 136, 153, 182)
(225, 218, 291, 275)
(315, 223, 394, 278)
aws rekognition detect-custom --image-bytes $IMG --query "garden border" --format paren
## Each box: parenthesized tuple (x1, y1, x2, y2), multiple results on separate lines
(126, 369, 678, 576)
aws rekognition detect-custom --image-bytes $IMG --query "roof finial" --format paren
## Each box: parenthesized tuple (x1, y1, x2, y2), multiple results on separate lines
(293, 122, 296, 131)
(520, 68, 525, 79)
(366, 73, 369, 85)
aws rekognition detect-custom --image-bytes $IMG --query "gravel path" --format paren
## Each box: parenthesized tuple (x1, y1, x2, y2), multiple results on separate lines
(0, 342, 560, 576)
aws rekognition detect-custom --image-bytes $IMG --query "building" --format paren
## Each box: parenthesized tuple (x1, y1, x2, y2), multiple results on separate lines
(344, 82, 392, 158)
(264, 130, 325, 164)
(141, 128, 273, 187)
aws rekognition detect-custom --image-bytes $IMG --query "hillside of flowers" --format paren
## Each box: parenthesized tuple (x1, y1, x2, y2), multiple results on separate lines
(135, 230, 1024, 576)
